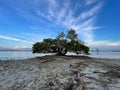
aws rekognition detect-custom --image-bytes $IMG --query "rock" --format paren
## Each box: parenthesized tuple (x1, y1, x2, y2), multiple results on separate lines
(75, 82, 85, 90)
(104, 70, 120, 78)
(48, 81, 55, 86)
(69, 64, 74, 68)
(66, 83, 73, 90)
(73, 80, 77, 84)
(80, 73, 86, 77)
(93, 70, 100, 73)
(72, 69, 78, 75)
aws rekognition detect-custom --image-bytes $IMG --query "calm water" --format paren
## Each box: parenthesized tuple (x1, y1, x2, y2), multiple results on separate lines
(90, 52, 120, 59)
(0, 51, 55, 60)
(0, 51, 120, 60)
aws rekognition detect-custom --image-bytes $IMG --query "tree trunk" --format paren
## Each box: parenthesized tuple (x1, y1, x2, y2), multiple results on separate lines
(58, 47, 67, 55)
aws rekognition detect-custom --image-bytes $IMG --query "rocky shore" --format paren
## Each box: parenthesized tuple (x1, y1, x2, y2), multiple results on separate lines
(0, 55, 120, 90)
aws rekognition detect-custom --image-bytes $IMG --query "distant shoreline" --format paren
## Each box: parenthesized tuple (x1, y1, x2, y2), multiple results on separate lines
(91, 50, 120, 52)
(1, 50, 120, 52)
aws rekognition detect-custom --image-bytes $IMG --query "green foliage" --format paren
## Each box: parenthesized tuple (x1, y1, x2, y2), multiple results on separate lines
(56, 32, 65, 40)
(32, 29, 90, 55)
(32, 42, 48, 53)
(66, 40, 89, 54)
(66, 29, 78, 41)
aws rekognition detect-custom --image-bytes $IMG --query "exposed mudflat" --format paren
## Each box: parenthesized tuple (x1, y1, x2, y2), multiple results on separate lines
(0, 55, 120, 90)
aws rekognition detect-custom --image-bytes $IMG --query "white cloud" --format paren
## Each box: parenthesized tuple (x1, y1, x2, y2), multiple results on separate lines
(88, 40, 120, 50)
(79, 2, 102, 20)
(2, 0, 120, 50)
(40, 1, 103, 43)
(0, 35, 33, 43)
(2, 0, 104, 46)
(85, 0, 97, 5)
(0, 45, 31, 49)
(89, 41, 120, 47)
(83, 27, 103, 30)
(75, 0, 85, 9)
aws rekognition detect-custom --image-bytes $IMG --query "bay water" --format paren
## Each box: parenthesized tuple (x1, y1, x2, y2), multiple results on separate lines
(0, 51, 120, 60)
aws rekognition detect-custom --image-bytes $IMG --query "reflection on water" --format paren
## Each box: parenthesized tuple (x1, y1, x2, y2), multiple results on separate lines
(0, 51, 120, 60)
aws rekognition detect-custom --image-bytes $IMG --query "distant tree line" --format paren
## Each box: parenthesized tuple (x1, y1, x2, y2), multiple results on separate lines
(32, 29, 89, 55)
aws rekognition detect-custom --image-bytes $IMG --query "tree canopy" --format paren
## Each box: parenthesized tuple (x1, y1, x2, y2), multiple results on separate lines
(66, 29, 78, 41)
(32, 29, 89, 55)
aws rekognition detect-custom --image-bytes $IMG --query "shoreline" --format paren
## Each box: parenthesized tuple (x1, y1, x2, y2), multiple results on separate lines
(1, 54, 120, 60)
(1, 51, 120, 61)
(0, 55, 120, 90)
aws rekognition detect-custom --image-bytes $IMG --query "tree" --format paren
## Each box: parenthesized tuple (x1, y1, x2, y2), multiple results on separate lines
(32, 29, 89, 55)
(32, 42, 48, 53)
(43, 38, 53, 51)
(66, 29, 78, 41)
(80, 44, 89, 54)
(66, 29, 78, 52)
(56, 32, 65, 40)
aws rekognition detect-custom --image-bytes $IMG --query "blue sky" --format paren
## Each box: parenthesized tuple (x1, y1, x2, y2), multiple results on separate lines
(0, 0, 120, 50)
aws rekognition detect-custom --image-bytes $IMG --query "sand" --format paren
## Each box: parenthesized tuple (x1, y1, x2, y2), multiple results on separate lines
(0, 55, 120, 90)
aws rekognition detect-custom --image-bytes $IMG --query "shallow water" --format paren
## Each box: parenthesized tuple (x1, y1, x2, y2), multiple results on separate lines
(0, 51, 120, 60)
(90, 51, 120, 59)
(0, 51, 55, 60)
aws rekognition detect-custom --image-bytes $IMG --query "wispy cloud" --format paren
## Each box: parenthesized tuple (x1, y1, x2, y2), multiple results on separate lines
(0, 44, 31, 50)
(85, 0, 97, 5)
(82, 27, 103, 31)
(89, 41, 120, 47)
(89, 40, 120, 50)
(2, 0, 104, 45)
(2, 0, 120, 50)
(0, 35, 33, 43)
(35, 0, 103, 43)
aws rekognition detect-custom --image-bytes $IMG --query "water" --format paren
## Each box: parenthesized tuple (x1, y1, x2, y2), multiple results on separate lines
(0, 51, 120, 60)
(90, 51, 120, 59)
(0, 51, 55, 60)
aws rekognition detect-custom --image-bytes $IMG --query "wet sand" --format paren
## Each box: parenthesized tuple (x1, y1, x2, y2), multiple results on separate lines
(0, 55, 120, 90)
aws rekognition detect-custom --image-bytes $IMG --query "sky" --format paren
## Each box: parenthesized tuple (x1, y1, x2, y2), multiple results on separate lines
(0, 0, 120, 50)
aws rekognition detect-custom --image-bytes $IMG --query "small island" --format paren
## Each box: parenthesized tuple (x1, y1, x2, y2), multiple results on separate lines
(32, 29, 89, 55)
(0, 29, 120, 90)
(1, 0, 120, 90)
